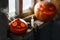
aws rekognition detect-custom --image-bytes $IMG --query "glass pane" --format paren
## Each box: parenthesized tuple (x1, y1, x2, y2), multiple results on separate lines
(15, 0, 19, 15)
(23, 0, 33, 13)
(37, 0, 51, 2)
(9, 0, 16, 18)
(36, 0, 40, 3)
(45, 0, 51, 2)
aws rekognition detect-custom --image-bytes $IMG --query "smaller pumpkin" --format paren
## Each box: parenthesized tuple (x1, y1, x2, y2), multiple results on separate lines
(9, 18, 28, 34)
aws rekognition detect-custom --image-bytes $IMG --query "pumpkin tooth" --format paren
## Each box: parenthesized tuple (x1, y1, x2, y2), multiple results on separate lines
(17, 26, 21, 28)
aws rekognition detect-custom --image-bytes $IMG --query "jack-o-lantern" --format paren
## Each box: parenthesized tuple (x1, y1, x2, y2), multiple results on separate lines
(9, 18, 28, 34)
(34, 1, 56, 22)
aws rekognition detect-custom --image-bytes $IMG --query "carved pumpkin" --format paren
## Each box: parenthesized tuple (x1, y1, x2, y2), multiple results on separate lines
(34, 1, 56, 22)
(9, 18, 28, 34)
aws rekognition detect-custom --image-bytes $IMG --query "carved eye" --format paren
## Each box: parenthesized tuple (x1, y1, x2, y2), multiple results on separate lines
(12, 22, 17, 27)
(20, 22, 26, 28)
(48, 7, 54, 11)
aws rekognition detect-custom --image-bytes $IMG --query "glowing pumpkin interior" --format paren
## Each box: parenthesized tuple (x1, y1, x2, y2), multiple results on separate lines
(34, 1, 56, 22)
(9, 18, 28, 34)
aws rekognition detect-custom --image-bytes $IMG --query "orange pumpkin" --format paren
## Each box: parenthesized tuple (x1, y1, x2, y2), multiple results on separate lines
(34, 1, 56, 22)
(9, 18, 28, 34)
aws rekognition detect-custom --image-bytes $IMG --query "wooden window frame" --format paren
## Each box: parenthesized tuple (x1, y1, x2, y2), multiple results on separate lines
(15, 0, 37, 18)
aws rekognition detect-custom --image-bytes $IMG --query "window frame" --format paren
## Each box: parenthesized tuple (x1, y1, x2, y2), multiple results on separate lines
(15, 0, 37, 18)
